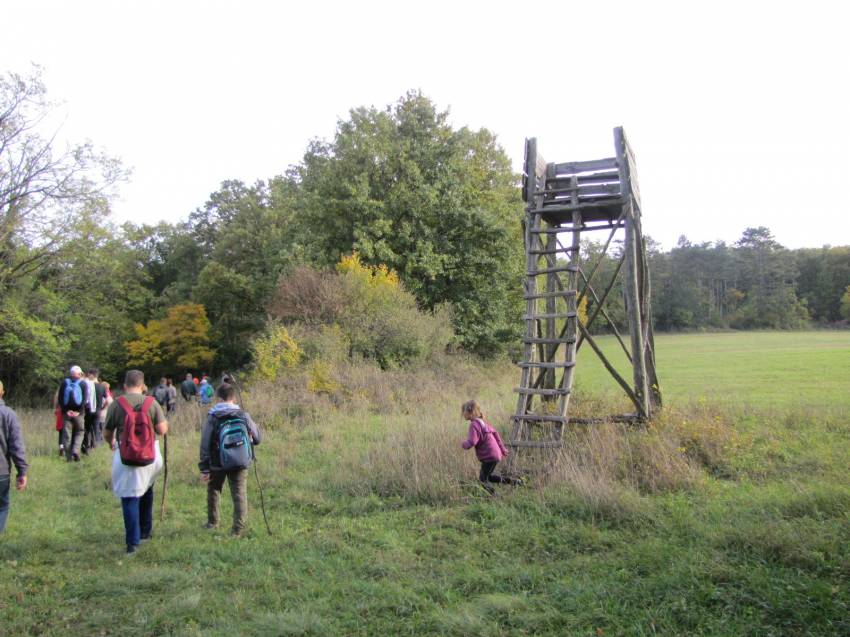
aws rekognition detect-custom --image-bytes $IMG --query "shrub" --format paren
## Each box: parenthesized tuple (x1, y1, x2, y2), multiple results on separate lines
(269, 253, 453, 368)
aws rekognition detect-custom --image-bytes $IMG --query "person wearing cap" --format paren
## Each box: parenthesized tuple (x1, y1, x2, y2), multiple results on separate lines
(53, 365, 90, 462)
(0, 380, 28, 536)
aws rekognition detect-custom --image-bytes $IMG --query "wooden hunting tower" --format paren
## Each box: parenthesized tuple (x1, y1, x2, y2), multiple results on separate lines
(506, 127, 661, 469)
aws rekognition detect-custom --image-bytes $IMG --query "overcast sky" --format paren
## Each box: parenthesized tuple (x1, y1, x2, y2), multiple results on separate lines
(3, 0, 848, 250)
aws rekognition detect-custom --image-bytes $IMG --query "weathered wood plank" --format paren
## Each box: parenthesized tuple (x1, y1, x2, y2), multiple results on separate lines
(505, 440, 564, 448)
(536, 182, 621, 197)
(513, 387, 572, 395)
(510, 414, 571, 422)
(527, 246, 578, 255)
(522, 312, 577, 320)
(518, 362, 577, 368)
(523, 290, 577, 300)
(520, 337, 577, 344)
(553, 157, 618, 174)
(527, 265, 579, 276)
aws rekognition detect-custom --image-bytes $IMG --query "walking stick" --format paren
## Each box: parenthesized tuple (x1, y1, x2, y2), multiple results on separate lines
(231, 376, 273, 535)
(160, 433, 169, 521)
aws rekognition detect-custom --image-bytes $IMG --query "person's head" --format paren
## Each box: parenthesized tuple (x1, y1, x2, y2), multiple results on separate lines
(159, 377, 167, 385)
(461, 399, 483, 420)
(186, 373, 192, 381)
(166, 378, 173, 387)
(87, 367, 99, 380)
(217, 383, 236, 403)
(124, 370, 145, 390)
(102, 381, 110, 390)
(69, 365, 83, 380)
(0, 379, 4, 398)
(200, 378, 207, 386)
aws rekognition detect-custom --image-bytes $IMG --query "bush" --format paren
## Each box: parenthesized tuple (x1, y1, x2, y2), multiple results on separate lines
(269, 254, 453, 369)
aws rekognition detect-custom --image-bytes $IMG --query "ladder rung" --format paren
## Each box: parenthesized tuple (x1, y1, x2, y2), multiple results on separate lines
(517, 362, 576, 369)
(510, 414, 571, 422)
(523, 290, 577, 300)
(513, 387, 572, 396)
(527, 247, 578, 255)
(505, 440, 564, 448)
(527, 227, 568, 234)
(521, 337, 577, 344)
(527, 265, 579, 276)
(523, 312, 576, 320)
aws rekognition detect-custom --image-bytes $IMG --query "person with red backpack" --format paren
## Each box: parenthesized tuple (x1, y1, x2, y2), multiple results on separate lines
(103, 370, 168, 554)
(53, 365, 90, 462)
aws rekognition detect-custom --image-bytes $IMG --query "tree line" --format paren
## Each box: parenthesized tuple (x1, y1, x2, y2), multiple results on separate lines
(2, 67, 848, 401)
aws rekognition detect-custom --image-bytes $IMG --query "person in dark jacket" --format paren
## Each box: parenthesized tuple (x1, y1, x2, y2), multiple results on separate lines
(181, 374, 198, 403)
(0, 380, 28, 536)
(198, 384, 261, 536)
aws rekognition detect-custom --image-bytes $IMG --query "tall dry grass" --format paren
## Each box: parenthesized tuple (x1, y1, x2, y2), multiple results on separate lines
(14, 358, 748, 509)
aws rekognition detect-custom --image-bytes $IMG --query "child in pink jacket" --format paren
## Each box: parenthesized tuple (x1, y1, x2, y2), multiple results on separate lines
(460, 399, 523, 494)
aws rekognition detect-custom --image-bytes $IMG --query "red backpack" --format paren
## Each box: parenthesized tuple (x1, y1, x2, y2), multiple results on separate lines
(116, 396, 157, 466)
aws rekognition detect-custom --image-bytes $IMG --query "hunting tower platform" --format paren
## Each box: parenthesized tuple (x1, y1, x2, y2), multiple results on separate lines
(507, 127, 661, 470)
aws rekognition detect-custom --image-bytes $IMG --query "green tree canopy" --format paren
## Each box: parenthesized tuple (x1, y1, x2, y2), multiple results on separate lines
(288, 91, 524, 354)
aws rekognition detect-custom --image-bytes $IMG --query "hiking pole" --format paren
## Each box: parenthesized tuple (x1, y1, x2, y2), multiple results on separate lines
(160, 433, 169, 521)
(230, 375, 273, 536)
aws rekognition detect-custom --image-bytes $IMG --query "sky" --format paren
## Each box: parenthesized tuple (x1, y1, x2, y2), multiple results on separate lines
(3, 0, 848, 251)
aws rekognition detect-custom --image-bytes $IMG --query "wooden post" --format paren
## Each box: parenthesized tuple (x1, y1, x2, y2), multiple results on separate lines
(615, 127, 650, 419)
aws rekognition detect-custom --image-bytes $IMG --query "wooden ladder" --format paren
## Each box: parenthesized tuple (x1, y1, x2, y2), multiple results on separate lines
(506, 142, 582, 470)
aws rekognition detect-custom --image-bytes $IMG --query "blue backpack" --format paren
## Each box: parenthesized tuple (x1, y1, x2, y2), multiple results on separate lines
(62, 378, 84, 410)
(211, 410, 252, 470)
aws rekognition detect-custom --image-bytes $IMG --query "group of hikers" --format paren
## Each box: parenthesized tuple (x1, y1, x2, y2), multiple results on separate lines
(0, 368, 522, 552)
(0, 366, 260, 554)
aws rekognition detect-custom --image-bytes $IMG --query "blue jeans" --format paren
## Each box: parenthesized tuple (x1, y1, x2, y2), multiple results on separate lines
(0, 475, 10, 536)
(121, 486, 154, 548)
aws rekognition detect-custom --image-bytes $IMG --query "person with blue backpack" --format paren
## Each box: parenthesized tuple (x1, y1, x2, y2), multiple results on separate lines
(198, 383, 262, 536)
(53, 365, 90, 462)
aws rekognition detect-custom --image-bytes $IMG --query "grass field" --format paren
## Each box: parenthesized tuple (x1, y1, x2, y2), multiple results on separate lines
(1, 332, 849, 636)
(576, 331, 850, 409)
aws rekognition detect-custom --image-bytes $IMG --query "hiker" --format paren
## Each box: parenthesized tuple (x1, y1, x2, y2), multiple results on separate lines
(82, 368, 108, 454)
(166, 378, 177, 413)
(460, 399, 523, 494)
(198, 383, 262, 536)
(181, 374, 198, 403)
(101, 381, 114, 420)
(199, 379, 214, 406)
(153, 378, 170, 411)
(0, 381, 28, 537)
(54, 365, 90, 462)
(103, 370, 168, 554)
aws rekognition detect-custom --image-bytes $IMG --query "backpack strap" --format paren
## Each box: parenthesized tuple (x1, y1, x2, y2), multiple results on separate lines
(141, 396, 156, 414)
(116, 395, 134, 417)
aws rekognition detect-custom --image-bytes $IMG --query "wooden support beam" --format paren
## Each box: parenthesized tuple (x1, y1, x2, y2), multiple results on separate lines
(506, 441, 564, 449)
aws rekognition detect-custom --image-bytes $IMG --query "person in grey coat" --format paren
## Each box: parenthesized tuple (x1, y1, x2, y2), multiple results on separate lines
(0, 380, 28, 536)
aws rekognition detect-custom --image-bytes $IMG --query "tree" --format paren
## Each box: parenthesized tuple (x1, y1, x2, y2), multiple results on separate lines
(0, 66, 132, 398)
(733, 227, 808, 329)
(126, 303, 216, 376)
(841, 286, 850, 320)
(288, 91, 524, 354)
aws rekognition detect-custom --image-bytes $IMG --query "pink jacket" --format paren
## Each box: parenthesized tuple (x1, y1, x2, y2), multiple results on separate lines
(462, 418, 508, 462)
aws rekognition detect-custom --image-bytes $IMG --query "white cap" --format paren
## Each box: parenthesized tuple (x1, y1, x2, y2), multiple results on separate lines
(69, 365, 83, 374)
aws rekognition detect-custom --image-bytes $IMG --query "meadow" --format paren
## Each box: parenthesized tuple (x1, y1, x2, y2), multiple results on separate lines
(1, 331, 849, 636)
